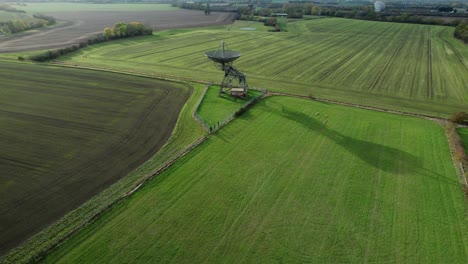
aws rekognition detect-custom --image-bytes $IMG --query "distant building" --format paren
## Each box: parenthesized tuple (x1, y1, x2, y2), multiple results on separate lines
(270, 13, 288, 17)
(374, 1, 386, 12)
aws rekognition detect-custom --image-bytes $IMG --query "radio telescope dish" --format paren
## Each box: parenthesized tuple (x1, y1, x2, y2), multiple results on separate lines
(204, 41, 248, 97)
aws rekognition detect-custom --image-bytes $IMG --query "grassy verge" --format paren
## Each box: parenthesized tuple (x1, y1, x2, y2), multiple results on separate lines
(459, 128, 468, 149)
(457, 127, 468, 182)
(43, 96, 467, 263)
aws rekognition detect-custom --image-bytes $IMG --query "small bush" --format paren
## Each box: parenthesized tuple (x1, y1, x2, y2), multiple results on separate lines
(445, 122, 468, 165)
(450, 112, 468, 124)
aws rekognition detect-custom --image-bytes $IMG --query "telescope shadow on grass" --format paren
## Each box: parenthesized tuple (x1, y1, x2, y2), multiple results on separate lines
(272, 104, 458, 186)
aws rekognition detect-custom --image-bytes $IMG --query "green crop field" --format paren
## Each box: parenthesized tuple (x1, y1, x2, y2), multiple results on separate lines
(42, 96, 467, 263)
(0, 61, 191, 255)
(46, 18, 468, 116)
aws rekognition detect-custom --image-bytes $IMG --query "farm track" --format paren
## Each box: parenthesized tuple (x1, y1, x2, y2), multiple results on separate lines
(426, 29, 434, 98)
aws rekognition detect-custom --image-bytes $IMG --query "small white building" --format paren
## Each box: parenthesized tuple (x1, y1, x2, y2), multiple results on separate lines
(270, 13, 288, 17)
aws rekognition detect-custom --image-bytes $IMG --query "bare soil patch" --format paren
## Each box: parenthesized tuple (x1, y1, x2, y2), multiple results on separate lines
(0, 61, 191, 255)
(0, 10, 235, 52)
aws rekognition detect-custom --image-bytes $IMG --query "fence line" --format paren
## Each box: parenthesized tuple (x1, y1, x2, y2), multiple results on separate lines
(192, 82, 211, 131)
(200, 87, 267, 134)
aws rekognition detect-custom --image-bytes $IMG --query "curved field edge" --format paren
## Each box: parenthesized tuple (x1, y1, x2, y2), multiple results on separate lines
(0, 61, 194, 255)
(0, 79, 206, 264)
(43, 96, 468, 263)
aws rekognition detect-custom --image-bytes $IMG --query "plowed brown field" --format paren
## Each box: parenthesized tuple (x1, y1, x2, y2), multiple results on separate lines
(0, 61, 191, 255)
(0, 10, 234, 52)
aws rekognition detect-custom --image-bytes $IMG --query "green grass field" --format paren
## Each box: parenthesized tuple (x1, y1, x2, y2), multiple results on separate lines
(42, 96, 467, 263)
(197, 85, 262, 127)
(0, 61, 191, 255)
(44, 18, 468, 116)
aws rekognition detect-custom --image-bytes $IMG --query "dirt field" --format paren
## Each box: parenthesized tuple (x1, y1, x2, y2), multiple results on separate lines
(0, 10, 235, 52)
(0, 61, 191, 255)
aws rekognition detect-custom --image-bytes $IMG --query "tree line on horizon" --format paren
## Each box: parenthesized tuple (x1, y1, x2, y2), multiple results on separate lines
(176, 1, 468, 41)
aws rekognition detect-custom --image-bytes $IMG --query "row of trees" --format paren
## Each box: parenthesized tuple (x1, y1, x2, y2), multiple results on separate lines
(27, 22, 152, 62)
(176, 1, 467, 42)
(103, 21, 152, 40)
(33, 14, 56, 25)
(0, 15, 55, 35)
(242, 3, 468, 43)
